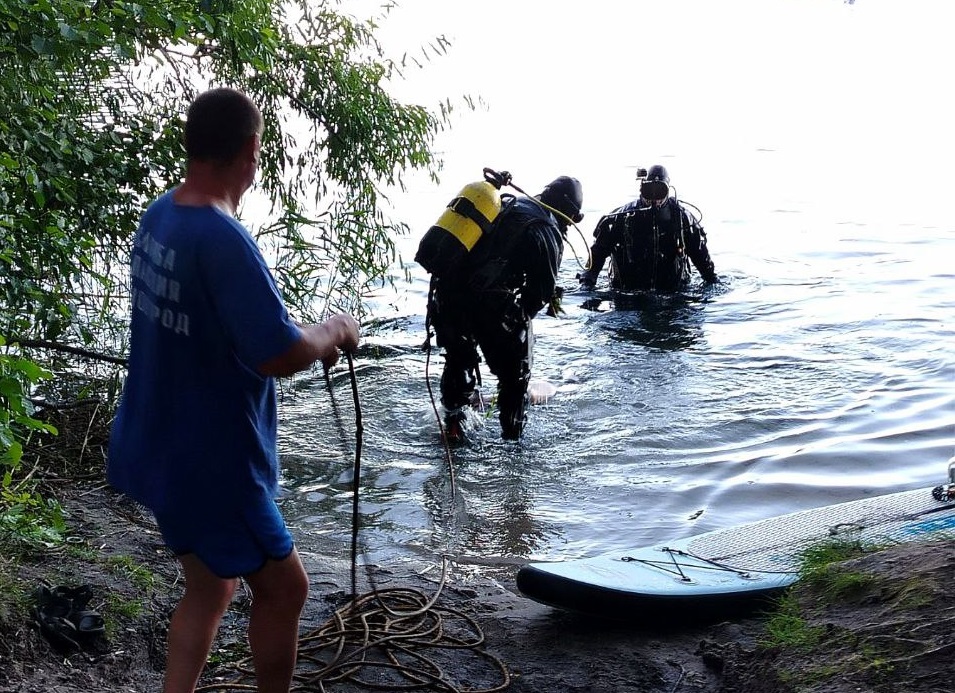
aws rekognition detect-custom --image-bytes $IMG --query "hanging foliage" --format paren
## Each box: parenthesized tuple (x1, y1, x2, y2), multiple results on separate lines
(0, 0, 453, 347)
(0, 0, 459, 538)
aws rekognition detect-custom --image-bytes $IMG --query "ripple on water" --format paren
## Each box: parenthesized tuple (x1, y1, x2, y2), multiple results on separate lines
(277, 230, 955, 567)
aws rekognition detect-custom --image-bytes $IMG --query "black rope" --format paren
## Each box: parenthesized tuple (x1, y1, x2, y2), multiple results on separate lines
(321, 361, 357, 597)
(344, 351, 363, 600)
(198, 346, 510, 693)
(423, 278, 457, 500)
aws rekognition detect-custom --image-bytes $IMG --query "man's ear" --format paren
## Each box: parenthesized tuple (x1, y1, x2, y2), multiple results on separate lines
(245, 133, 261, 165)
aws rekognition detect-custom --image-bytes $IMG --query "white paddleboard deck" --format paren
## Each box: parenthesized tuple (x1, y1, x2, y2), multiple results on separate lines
(517, 486, 955, 619)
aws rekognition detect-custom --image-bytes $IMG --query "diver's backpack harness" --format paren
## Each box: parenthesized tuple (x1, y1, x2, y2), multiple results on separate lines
(610, 198, 691, 291)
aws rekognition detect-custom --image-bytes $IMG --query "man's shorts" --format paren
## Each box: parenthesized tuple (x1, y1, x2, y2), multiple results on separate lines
(152, 491, 294, 579)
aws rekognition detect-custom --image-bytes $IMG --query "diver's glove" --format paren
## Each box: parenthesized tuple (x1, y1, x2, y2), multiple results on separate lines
(576, 270, 597, 289)
(545, 286, 565, 317)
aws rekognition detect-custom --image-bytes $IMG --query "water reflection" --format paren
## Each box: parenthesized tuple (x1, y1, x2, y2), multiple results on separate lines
(422, 464, 552, 560)
(578, 288, 707, 351)
(276, 227, 955, 568)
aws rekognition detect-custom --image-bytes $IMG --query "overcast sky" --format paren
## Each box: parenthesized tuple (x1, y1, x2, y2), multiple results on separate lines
(348, 0, 953, 228)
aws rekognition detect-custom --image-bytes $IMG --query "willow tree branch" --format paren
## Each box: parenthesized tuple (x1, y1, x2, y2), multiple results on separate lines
(4, 337, 128, 366)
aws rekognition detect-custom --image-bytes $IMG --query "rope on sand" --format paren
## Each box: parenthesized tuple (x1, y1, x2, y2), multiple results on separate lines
(198, 355, 509, 693)
(197, 571, 511, 693)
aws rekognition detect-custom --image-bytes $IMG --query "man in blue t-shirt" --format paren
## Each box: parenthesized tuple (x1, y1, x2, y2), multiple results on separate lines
(107, 88, 360, 693)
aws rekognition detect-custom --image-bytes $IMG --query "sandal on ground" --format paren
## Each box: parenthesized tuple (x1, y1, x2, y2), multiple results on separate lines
(32, 585, 81, 655)
(32, 583, 106, 653)
(52, 584, 94, 610)
(70, 609, 105, 636)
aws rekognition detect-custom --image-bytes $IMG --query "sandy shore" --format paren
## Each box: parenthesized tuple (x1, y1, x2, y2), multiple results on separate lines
(5, 480, 953, 693)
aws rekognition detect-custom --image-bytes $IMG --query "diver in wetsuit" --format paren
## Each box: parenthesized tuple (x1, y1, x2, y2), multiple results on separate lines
(578, 165, 717, 293)
(425, 176, 584, 441)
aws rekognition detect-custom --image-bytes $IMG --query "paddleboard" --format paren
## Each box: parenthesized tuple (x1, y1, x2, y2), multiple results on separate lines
(516, 485, 955, 621)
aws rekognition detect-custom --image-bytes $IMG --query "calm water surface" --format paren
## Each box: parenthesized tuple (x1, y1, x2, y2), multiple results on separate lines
(275, 206, 954, 569)
(271, 0, 954, 574)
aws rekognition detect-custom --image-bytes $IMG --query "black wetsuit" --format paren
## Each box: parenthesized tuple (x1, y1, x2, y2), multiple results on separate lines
(580, 197, 717, 292)
(427, 194, 564, 439)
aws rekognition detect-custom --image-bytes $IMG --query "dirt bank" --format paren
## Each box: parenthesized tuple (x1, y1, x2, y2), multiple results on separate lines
(3, 480, 953, 693)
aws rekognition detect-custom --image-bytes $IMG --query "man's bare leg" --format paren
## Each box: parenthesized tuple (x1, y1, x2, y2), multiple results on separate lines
(163, 554, 237, 693)
(244, 548, 309, 693)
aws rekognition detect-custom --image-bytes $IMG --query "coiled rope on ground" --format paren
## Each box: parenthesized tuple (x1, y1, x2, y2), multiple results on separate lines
(197, 352, 510, 693)
(197, 575, 510, 692)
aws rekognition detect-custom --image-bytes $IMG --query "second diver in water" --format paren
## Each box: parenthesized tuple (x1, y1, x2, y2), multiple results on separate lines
(578, 165, 718, 293)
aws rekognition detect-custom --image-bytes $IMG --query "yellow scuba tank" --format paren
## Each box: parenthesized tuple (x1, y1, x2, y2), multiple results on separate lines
(414, 168, 511, 277)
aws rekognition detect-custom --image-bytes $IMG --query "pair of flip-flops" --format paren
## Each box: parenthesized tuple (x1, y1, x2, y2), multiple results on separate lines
(32, 584, 106, 654)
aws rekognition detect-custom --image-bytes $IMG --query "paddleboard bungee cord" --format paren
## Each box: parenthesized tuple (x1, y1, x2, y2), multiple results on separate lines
(620, 547, 794, 583)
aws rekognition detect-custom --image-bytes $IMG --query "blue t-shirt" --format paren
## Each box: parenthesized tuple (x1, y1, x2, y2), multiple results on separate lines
(107, 191, 301, 513)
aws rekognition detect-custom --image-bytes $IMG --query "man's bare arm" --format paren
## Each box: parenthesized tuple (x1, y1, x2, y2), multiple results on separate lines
(257, 314, 360, 378)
